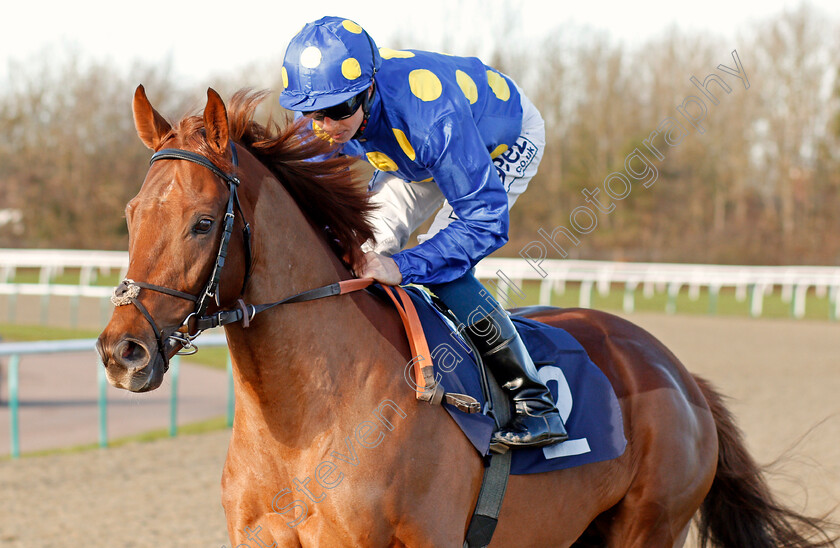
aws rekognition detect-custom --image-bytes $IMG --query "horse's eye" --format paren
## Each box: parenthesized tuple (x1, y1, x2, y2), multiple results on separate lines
(194, 218, 213, 234)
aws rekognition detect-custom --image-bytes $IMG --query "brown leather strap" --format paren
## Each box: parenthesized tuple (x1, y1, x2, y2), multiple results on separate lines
(381, 285, 438, 401)
(338, 278, 375, 294)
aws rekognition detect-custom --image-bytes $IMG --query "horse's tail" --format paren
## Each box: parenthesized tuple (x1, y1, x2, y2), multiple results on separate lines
(693, 375, 838, 548)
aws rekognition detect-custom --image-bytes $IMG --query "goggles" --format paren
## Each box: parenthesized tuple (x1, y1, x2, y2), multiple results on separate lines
(301, 89, 367, 122)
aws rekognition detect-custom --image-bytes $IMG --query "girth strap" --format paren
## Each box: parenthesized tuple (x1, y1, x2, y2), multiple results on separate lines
(463, 353, 513, 548)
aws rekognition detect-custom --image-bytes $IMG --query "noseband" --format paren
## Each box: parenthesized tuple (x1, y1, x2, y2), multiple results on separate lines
(111, 143, 252, 371)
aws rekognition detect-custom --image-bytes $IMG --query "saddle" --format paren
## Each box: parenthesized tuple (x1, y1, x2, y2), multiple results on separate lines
(375, 283, 627, 473)
(372, 283, 627, 548)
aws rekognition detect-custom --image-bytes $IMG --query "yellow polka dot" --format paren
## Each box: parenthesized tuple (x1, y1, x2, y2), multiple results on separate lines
(392, 128, 416, 161)
(490, 144, 508, 159)
(366, 151, 398, 171)
(342, 58, 361, 80)
(380, 48, 415, 59)
(342, 20, 363, 34)
(486, 70, 510, 101)
(456, 70, 478, 104)
(408, 69, 442, 101)
(300, 46, 322, 69)
(312, 122, 335, 144)
(412, 176, 434, 183)
(281, 67, 289, 89)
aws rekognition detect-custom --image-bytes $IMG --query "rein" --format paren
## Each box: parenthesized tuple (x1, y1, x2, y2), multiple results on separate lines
(111, 143, 372, 369)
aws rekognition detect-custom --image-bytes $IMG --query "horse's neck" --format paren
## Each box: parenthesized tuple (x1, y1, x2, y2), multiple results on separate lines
(223, 164, 405, 450)
(216, 157, 486, 542)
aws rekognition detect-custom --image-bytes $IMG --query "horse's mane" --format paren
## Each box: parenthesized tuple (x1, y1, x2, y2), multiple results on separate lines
(173, 89, 376, 270)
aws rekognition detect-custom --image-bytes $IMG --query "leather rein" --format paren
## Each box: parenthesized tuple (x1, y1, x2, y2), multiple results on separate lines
(111, 143, 372, 371)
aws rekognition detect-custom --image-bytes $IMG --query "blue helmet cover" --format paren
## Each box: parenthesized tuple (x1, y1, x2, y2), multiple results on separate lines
(279, 16, 381, 111)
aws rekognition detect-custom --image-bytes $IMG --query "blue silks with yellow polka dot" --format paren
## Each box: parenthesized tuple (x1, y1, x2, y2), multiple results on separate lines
(346, 49, 524, 286)
(280, 17, 525, 286)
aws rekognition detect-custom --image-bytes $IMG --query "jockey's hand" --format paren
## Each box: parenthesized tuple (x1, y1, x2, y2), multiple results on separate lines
(357, 251, 403, 285)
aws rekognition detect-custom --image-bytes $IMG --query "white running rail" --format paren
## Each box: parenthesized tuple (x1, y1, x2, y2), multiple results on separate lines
(1, 249, 839, 320)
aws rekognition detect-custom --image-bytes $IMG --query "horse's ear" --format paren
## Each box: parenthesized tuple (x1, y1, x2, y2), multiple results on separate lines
(133, 85, 172, 150)
(204, 88, 229, 156)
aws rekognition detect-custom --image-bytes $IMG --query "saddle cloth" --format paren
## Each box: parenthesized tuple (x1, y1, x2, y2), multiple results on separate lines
(384, 285, 627, 475)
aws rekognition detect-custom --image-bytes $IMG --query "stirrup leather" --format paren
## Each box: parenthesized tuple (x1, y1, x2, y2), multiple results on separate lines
(382, 285, 480, 413)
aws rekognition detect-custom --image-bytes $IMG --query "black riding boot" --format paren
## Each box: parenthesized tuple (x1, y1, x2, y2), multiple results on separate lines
(467, 308, 568, 448)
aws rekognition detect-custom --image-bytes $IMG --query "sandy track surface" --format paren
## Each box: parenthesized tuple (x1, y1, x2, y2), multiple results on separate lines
(0, 352, 228, 454)
(1, 313, 838, 547)
(1, 430, 231, 547)
(627, 313, 840, 547)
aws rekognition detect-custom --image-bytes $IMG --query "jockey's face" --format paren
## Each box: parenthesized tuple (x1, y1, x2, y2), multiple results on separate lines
(313, 106, 365, 144)
(309, 86, 372, 144)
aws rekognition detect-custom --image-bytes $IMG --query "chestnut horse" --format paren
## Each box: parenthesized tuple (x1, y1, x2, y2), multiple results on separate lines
(97, 86, 836, 548)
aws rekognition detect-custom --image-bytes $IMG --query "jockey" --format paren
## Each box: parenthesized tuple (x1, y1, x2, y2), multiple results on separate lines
(278, 16, 567, 449)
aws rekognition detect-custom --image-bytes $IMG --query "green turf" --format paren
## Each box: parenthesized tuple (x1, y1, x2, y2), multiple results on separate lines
(180, 346, 229, 370)
(7, 267, 122, 287)
(0, 323, 103, 341)
(486, 280, 837, 321)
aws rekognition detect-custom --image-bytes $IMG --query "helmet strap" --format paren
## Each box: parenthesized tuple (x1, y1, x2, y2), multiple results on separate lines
(352, 82, 376, 140)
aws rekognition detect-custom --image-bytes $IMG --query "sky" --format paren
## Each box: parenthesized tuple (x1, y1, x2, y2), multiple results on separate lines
(1, 0, 838, 86)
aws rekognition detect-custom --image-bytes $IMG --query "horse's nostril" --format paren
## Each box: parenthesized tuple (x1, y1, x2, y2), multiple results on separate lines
(121, 342, 136, 359)
(114, 339, 151, 369)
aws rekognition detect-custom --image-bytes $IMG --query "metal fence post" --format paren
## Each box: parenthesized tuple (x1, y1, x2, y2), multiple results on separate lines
(622, 281, 637, 313)
(98, 358, 108, 448)
(9, 354, 20, 459)
(708, 286, 719, 315)
(666, 283, 680, 315)
(169, 356, 181, 437)
(578, 280, 593, 308)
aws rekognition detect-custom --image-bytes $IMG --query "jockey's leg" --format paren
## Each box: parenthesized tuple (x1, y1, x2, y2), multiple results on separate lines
(428, 272, 568, 448)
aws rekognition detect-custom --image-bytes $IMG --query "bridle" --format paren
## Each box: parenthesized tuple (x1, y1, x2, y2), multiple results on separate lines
(111, 142, 251, 371)
(111, 142, 371, 372)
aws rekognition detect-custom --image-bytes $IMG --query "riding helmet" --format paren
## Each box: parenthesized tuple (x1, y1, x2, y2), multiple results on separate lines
(278, 16, 381, 111)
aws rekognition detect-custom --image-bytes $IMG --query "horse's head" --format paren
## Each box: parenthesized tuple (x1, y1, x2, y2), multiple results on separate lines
(97, 85, 250, 392)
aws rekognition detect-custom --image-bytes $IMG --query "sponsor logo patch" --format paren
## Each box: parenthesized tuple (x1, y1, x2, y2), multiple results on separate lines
(493, 136, 539, 188)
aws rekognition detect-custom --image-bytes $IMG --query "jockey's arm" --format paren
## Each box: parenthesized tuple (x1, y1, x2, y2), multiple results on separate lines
(388, 112, 509, 286)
